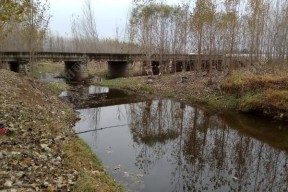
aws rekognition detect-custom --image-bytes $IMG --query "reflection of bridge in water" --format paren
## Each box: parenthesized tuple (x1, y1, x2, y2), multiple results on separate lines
(0, 52, 223, 80)
(62, 86, 146, 109)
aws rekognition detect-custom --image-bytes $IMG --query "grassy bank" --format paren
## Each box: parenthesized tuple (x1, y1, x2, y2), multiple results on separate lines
(31, 61, 64, 78)
(222, 70, 288, 120)
(98, 70, 288, 121)
(0, 69, 123, 191)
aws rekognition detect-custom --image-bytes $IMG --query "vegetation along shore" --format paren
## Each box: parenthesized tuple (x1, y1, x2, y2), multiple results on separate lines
(97, 68, 288, 122)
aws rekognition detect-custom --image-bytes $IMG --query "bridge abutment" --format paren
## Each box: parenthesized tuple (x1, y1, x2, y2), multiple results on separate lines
(64, 61, 89, 81)
(0, 61, 10, 70)
(108, 61, 131, 79)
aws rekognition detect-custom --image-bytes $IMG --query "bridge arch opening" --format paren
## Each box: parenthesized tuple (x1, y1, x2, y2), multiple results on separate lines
(9, 62, 19, 72)
(108, 61, 131, 79)
(151, 61, 160, 75)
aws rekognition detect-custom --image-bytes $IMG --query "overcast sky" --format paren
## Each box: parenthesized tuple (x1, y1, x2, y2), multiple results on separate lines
(48, 0, 133, 38)
(48, 0, 180, 39)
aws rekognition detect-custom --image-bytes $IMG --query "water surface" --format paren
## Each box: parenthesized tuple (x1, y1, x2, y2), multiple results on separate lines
(74, 92, 288, 192)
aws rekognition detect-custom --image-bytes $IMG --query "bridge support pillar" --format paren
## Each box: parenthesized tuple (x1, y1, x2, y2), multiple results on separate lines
(108, 61, 131, 79)
(0, 61, 10, 70)
(64, 61, 89, 81)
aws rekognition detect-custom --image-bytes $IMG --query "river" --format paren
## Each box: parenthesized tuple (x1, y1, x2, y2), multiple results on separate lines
(60, 85, 288, 192)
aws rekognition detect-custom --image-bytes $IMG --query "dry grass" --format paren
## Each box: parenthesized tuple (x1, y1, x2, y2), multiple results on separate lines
(221, 70, 288, 96)
(240, 90, 288, 112)
(62, 137, 124, 192)
(99, 69, 288, 121)
(221, 69, 288, 120)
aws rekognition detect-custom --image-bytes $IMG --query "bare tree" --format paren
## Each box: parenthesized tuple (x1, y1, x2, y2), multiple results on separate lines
(71, 0, 98, 52)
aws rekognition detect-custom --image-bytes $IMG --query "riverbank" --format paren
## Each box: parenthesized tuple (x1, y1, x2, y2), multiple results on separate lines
(98, 69, 288, 121)
(0, 69, 123, 191)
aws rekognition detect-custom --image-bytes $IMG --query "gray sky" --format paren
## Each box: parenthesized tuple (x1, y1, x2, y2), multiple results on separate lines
(48, 0, 180, 39)
(49, 0, 132, 38)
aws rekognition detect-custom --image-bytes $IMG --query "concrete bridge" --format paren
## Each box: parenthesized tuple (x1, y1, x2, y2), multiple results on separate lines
(0, 52, 223, 80)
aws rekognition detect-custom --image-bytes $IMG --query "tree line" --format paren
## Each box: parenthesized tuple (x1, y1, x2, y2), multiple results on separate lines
(128, 0, 288, 72)
(0, 0, 138, 54)
(1, 0, 287, 72)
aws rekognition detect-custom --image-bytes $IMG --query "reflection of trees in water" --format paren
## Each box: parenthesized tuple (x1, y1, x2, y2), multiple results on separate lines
(127, 99, 183, 173)
(180, 108, 288, 191)
(86, 107, 101, 146)
(128, 99, 181, 146)
(123, 99, 288, 191)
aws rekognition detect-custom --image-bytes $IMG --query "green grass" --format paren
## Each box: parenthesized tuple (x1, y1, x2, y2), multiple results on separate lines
(48, 82, 69, 94)
(31, 61, 64, 78)
(204, 94, 238, 110)
(99, 78, 140, 90)
(220, 70, 288, 118)
(239, 92, 263, 112)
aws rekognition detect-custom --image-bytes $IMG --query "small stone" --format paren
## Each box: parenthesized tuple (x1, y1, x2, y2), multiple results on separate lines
(16, 171, 25, 178)
(4, 180, 13, 187)
(147, 79, 153, 84)
(44, 181, 49, 187)
(68, 179, 74, 185)
(232, 176, 238, 181)
(56, 156, 62, 161)
(0, 152, 3, 159)
(15, 180, 23, 186)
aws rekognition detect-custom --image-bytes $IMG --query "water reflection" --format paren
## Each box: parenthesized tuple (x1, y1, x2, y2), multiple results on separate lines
(40, 73, 65, 83)
(88, 85, 109, 94)
(75, 98, 288, 192)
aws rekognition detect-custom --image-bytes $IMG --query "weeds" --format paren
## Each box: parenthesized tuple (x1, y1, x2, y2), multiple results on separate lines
(48, 82, 69, 94)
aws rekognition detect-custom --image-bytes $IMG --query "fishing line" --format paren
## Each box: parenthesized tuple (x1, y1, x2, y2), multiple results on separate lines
(75, 123, 130, 135)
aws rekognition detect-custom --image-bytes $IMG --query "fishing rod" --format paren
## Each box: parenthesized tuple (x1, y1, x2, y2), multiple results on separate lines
(75, 124, 130, 135)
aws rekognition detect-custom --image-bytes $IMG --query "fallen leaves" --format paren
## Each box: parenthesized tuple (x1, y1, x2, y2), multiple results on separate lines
(0, 69, 78, 191)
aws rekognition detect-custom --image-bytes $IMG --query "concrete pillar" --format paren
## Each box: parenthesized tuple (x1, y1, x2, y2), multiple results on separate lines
(127, 61, 133, 77)
(108, 61, 130, 79)
(169, 60, 176, 73)
(130, 61, 143, 76)
(19, 63, 27, 74)
(160, 61, 170, 74)
(0, 61, 10, 70)
(64, 61, 89, 81)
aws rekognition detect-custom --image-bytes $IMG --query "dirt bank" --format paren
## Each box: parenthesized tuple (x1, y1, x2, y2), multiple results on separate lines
(0, 69, 122, 191)
(98, 69, 288, 121)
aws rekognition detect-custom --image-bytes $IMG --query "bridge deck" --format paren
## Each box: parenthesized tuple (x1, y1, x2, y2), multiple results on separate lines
(0, 52, 223, 62)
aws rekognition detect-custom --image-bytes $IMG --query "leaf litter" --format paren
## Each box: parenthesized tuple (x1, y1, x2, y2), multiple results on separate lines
(0, 69, 80, 191)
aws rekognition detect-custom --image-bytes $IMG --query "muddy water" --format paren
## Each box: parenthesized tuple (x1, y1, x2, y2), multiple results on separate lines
(71, 86, 288, 192)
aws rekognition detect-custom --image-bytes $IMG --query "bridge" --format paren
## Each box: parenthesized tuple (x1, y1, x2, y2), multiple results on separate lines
(0, 52, 223, 80)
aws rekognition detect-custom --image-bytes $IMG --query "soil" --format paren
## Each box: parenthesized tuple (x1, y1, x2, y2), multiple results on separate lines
(0, 69, 121, 192)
